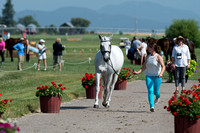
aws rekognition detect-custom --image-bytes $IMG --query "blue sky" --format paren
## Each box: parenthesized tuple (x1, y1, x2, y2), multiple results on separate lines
(0, 0, 198, 13)
(0, 0, 125, 12)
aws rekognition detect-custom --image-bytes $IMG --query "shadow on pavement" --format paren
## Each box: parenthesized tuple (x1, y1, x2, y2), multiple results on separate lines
(60, 106, 90, 110)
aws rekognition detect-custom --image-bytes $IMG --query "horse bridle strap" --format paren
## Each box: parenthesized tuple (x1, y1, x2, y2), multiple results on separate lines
(100, 40, 118, 75)
(100, 40, 112, 54)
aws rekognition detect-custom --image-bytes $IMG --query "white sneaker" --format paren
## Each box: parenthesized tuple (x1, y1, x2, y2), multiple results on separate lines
(44, 68, 47, 71)
(155, 99, 159, 105)
(150, 107, 155, 112)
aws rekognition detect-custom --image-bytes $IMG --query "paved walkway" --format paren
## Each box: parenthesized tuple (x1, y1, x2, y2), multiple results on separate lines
(16, 80, 198, 133)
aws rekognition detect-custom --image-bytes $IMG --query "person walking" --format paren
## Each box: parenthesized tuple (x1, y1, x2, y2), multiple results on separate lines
(171, 36, 190, 93)
(133, 43, 165, 112)
(53, 38, 65, 71)
(37, 39, 47, 71)
(0, 37, 6, 62)
(13, 38, 26, 71)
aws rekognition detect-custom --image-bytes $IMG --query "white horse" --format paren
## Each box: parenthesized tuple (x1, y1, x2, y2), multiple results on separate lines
(94, 35, 124, 108)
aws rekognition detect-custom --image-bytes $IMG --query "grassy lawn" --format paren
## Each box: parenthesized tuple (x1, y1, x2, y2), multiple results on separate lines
(1, 34, 199, 118)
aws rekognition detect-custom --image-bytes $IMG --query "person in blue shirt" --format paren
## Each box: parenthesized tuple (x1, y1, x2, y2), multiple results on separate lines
(13, 38, 26, 71)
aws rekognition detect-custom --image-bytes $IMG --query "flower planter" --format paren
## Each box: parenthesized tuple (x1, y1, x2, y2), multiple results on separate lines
(40, 95, 61, 113)
(114, 79, 127, 90)
(85, 84, 102, 99)
(175, 117, 200, 133)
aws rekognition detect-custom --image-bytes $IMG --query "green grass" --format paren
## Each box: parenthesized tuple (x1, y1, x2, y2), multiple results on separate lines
(1, 34, 199, 118)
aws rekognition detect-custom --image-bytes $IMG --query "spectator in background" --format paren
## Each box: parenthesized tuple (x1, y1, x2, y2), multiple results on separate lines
(124, 38, 131, 55)
(131, 36, 141, 50)
(137, 38, 147, 65)
(53, 38, 65, 71)
(13, 38, 26, 71)
(0, 37, 6, 62)
(171, 36, 190, 93)
(130, 36, 141, 64)
(37, 39, 47, 71)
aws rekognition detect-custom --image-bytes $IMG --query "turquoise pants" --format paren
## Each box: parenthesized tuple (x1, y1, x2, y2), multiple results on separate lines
(145, 76, 162, 108)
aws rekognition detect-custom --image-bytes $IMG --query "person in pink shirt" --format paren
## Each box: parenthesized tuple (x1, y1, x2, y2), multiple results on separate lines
(0, 38, 6, 62)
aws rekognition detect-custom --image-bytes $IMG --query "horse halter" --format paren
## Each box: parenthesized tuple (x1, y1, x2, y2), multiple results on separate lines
(100, 40, 112, 62)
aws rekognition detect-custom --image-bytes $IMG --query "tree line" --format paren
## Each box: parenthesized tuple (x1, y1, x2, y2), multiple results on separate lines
(0, 0, 91, 34)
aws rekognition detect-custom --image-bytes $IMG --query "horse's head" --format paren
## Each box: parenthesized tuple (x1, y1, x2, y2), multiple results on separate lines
(99, 35, 113, 62)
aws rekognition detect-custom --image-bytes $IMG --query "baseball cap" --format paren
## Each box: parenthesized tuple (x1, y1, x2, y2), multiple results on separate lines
(39, 39, 45, 43)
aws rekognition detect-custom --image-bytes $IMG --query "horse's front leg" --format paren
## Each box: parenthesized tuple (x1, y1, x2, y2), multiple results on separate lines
(94, 73, 101, 108)
(9, 49, 13, 62)
(102, 74, 113, 108)
(107, 73, 118, 107)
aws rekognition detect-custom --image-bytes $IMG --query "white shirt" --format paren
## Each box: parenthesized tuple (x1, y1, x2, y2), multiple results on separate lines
(140, 42, 147, 54)
(124, 40, 131, 49)
(172, 44, 190, 67)
(145, 53, 161, 76)
(37, 44, 46, 54)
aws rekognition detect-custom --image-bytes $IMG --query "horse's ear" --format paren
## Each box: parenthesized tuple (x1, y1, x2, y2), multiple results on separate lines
(98, 35, 102, 40)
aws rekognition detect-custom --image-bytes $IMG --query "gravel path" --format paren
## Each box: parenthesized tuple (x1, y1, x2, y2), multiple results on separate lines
(16, 80, 197, 133)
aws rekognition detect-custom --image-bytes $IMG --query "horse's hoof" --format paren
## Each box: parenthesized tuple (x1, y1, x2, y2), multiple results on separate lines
(93, 105, 99, 108)
(102, 103, 109, 108)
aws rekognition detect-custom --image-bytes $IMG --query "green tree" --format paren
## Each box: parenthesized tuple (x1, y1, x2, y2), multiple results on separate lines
(17, 15, 40, 27)
(165, 19, 200, 47)
(71, 17, 90, 34)
(2, 0, 15, 26)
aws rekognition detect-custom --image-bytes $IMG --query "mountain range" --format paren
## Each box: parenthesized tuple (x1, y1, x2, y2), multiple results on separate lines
(14, 0, 200, 30)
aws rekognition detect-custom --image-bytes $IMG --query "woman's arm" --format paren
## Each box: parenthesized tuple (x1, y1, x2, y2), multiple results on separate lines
(157, 55, 165, 78)
(133, 59, 147, 74)
(13, 44, 18, 50)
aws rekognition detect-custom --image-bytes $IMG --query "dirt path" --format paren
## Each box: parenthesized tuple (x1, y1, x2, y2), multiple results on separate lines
(16, 80, 197, 133)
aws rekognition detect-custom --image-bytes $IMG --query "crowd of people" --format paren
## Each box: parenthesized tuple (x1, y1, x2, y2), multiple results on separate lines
(0, 37, 65, 72)
(1, 35, 192, 112)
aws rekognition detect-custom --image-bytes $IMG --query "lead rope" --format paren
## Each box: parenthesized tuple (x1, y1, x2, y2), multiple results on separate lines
(107, 58, 119, 76)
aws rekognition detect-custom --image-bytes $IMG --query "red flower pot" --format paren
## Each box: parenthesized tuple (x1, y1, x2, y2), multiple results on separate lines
(40, 95, 61, 113)
(114, 79, 127, 90)
(175, 117, 200, 133)
(85, 84, 102, 99)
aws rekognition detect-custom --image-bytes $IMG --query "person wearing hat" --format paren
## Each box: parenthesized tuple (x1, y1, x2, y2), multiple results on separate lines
(171, 36, 190, 93)
(37, 39, 47, 71)
(13, 38, 26, 71)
